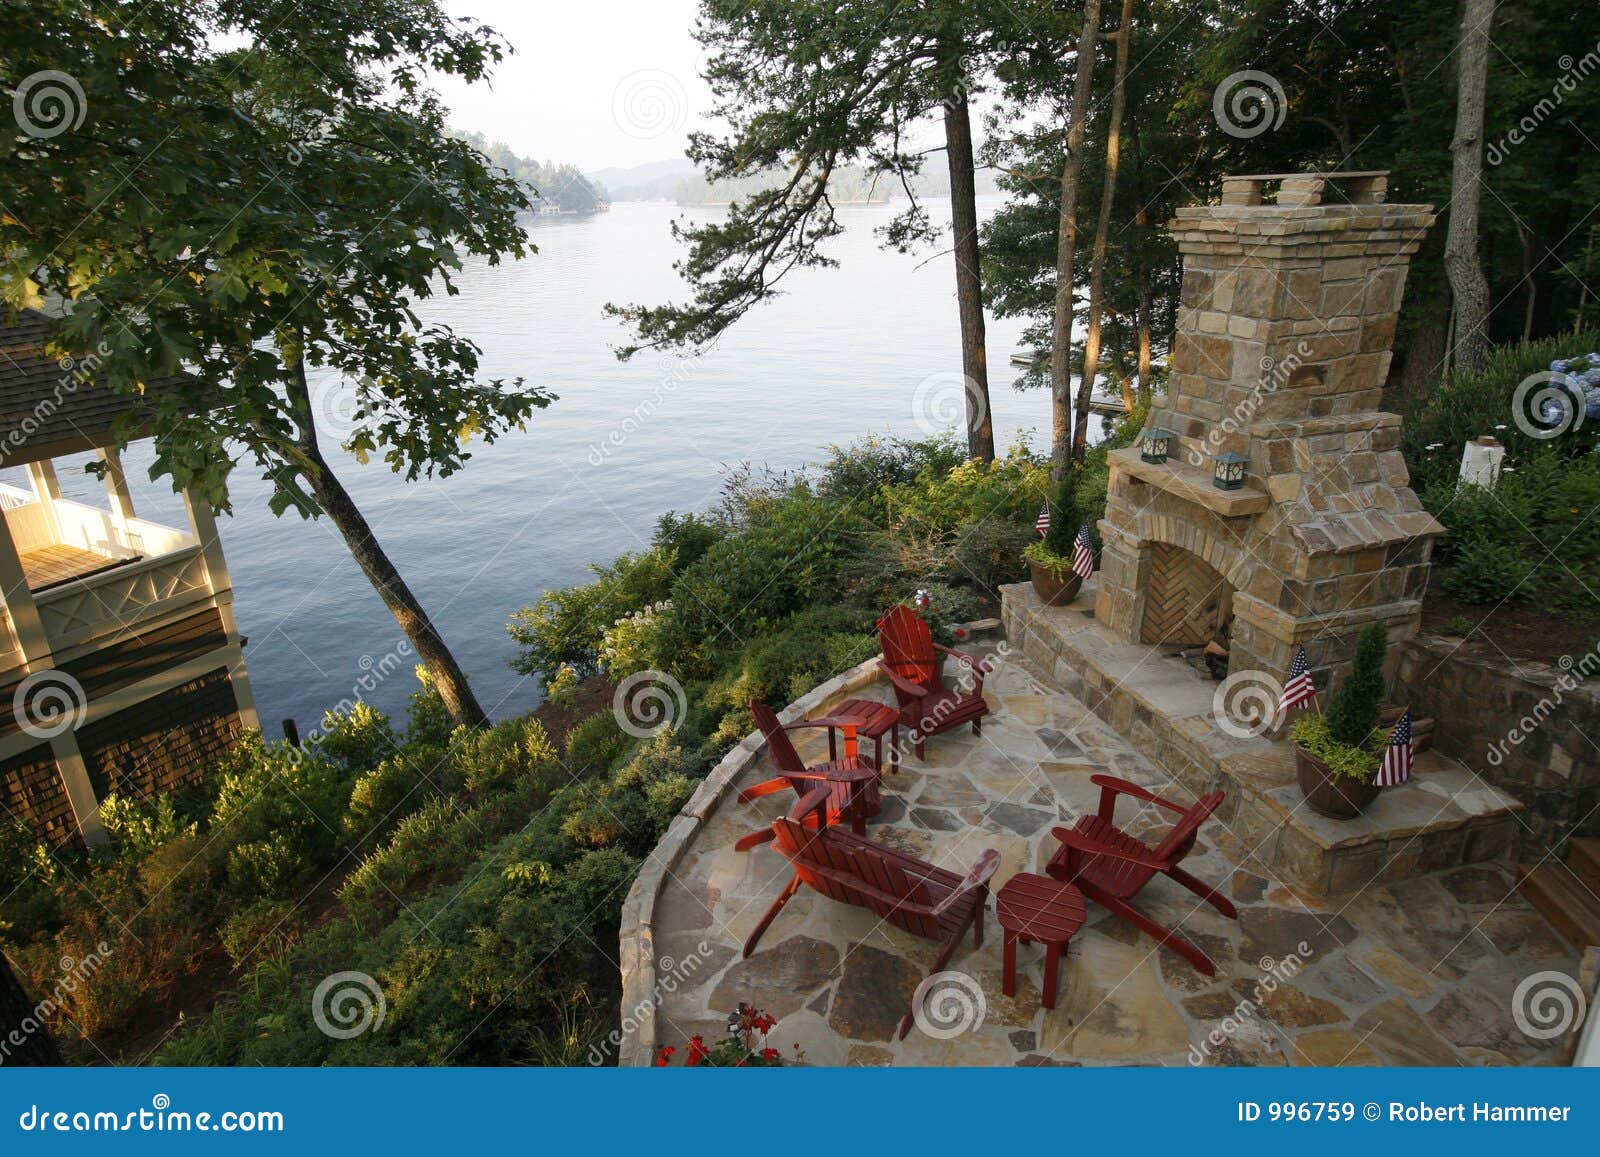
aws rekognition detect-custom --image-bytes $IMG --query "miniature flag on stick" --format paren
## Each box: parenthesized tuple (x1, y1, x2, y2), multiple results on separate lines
(1072, 523, 1095, 579)
(1275, 646, 1316, 717)
(1375, 708, 1414, 787)
(1035, 501, 1050, 537)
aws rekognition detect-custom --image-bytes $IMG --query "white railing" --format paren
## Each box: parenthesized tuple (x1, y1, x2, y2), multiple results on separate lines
(1, 483, 212, 661)
(34, 547, 212, 651)
(1, 485, 196, 569)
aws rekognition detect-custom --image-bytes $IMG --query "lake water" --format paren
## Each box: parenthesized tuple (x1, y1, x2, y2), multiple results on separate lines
(22, 198, 1056, 728)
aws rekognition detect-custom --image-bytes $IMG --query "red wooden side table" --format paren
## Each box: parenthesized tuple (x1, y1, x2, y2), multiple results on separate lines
(821, 697, 903, 774)
(997, 872, 1087, 1010)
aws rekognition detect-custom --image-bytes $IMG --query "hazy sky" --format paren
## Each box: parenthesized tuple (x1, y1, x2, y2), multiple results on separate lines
(436, 0, 714, 174)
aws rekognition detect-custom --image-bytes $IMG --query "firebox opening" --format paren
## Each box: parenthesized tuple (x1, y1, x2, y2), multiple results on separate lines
(1139, 543, 1234, 680)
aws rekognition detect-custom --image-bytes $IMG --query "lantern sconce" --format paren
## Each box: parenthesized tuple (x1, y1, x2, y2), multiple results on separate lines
(1139, 427, 1174, 464)
(1212, 450, 1248, 491)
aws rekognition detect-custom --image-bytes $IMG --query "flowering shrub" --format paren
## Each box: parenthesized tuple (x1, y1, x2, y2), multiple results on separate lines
(655, 1004, 801, 1067)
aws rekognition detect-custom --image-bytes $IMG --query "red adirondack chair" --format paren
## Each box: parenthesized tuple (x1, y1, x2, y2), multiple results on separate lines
(875, 604, 991, 759)
(1044, 775, 1237, 975)
(736, 700, 882, 835)
(740, 786, 1000, 1039)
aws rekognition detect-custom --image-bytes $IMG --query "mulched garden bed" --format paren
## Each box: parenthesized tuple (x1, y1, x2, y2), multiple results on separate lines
(1421, 587, 1600, 664)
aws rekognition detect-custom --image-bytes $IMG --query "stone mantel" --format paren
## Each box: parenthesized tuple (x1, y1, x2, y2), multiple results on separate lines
(1107, 448, 1270, 518)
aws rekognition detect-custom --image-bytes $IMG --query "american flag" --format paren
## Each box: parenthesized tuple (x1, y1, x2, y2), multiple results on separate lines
(1375, 708, 1414, 787)
(1072, 523, 1095, 579)
(1275, 646, 1316, 717)
(1035, 501, 1050, 537)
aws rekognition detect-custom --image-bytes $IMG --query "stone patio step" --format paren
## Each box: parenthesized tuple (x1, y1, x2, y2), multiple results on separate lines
(1003, 579, 1525, 897)
(1519, 861, 1600, 951)
(1569, 837, 1600, 894)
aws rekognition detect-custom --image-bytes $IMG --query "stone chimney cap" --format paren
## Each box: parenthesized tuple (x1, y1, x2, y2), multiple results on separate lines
(1220, 171, 1389, 207)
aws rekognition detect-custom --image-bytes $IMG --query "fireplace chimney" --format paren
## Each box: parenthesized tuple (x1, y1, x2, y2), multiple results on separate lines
(1096, 172, 1443, 691)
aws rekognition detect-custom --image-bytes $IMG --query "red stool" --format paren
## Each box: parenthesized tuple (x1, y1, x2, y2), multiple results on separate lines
(998, 873, 1087, 1010)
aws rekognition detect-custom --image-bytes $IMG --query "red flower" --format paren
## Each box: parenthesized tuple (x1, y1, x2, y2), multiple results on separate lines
(762, 1047, 781, 1062)
(687, 1035, 710, 1067)
(656, 1046, 676, 1067)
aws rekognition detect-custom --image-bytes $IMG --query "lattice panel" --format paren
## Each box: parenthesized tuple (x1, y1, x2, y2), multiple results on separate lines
(37, 549, 209, 642)
(1141, 543, 1230, 647)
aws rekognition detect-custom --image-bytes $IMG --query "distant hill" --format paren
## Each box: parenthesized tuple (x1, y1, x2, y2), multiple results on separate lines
(592, 157, 1001, 206)
(455, 131, 609, 215)
(587, 158, 698, 202)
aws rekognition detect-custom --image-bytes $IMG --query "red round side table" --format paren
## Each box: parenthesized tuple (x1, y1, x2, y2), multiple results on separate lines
(997, 872, 1087, 1010)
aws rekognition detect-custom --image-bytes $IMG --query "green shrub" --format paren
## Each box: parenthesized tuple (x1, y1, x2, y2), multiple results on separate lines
(1024, 467, 1088, 578)
(816, 433, 965, 513)
(1289, 712, 1382, 781)
(700, 603, 877, 716)
(660, 487, 866, 675)
(508, 519, 717, 687)
(312, 701, 398, 774)
(1404, 333, 1599, 495)
(1326, 621, 1388, 749)
(563, 710, 633, 779)
(99, 793, 197, 860)
(449, 716, 560, 796)
(1441, 539, 1537, 602)
(342, 754, 438, 847)
(220, 900, 302, 969)
(1421, 447, 1600, 613)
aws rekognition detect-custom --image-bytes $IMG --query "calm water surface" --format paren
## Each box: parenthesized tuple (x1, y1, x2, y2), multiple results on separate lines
(32, 199, 1055, 727)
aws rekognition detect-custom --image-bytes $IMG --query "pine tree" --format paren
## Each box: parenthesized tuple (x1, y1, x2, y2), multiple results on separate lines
(1044, 470, 1082, 559)
(1326, 622, 1389, 748)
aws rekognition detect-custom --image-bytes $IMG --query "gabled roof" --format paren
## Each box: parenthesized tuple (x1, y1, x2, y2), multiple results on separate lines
(0, 308, 187, 467)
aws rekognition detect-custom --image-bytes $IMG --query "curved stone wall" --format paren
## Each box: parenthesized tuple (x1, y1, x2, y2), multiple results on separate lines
(614, 657, 884, 1067)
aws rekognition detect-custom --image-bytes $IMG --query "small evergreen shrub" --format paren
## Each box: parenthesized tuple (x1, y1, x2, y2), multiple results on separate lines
(1326, 621, 1389, 748)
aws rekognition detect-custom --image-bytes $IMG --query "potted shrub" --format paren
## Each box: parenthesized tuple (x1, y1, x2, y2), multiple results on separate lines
(1024, 472, 1086, 606)
(1289, 622, 1389, 818)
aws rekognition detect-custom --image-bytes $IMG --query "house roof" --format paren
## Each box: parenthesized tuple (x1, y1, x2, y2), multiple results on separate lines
(0, 309, 187, 467)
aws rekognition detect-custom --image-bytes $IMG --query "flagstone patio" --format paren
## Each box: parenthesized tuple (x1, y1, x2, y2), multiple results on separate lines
(644, 642, 1581, 1066)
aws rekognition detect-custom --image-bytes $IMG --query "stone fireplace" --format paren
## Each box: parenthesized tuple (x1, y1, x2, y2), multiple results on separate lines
(1095, 171, 1445, 691)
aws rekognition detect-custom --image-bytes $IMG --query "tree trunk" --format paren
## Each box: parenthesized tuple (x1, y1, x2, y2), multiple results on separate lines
(1136, 277, 1153, 396)
(1443, 0, 1494, 377)
(1, 952, 63, 1065)
(284, 356, 490, 730)
(1049, 0, 1104, 476)
(1073, 0, 1134, 460)
(944, 87, 995, 463)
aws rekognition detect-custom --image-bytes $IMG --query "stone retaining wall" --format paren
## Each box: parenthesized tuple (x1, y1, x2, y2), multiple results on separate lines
(1398, 635, 1600, 853)
(615, 657, 884, 1068)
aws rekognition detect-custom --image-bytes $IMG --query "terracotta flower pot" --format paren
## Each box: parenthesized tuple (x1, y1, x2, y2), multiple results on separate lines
(1294, 744, 1380, 818)
(1029, 559, 1084, 607)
